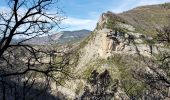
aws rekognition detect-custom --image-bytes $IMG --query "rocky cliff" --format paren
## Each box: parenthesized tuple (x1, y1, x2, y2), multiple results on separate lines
(55, 3, 170, 100)
(76, 11, 167, 72)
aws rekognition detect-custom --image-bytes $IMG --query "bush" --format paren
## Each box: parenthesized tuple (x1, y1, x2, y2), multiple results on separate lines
(162, 3, 170, 9)
(106, 19, 116, 29)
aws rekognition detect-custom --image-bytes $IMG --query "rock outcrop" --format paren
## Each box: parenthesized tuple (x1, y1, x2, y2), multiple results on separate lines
(75, 11, 169, 99)
(56, 8, 170, 99)
(76, 11, 164, 72)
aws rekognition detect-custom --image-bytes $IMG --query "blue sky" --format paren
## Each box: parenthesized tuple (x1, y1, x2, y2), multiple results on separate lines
(59, 0, 170, 31)
(0, 0, 170, 31)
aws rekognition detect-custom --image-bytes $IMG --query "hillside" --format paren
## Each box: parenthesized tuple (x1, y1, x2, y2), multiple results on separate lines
(54, 3, 170, 100)
(119, 3, 170, 35)
(3, 1, 170, 100)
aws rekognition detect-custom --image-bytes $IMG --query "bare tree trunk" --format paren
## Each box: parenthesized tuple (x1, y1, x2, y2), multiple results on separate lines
(2, 79, 6, 100)
(23, 82, 26, 100)
(14, 83, 17, 100)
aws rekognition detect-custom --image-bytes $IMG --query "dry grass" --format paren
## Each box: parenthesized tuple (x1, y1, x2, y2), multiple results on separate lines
(119, 3, 170, 36)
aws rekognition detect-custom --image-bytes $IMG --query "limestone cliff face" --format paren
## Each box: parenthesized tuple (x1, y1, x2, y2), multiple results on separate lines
(72, 11, 170, 99)
(77, 11, 164, 71)
(56, 11, 170, 99)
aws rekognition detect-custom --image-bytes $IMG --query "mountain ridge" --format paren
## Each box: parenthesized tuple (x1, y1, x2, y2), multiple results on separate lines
(119, 2, 170, 35)
(25, 29, 91, 45)
(55, 3, 170, 99)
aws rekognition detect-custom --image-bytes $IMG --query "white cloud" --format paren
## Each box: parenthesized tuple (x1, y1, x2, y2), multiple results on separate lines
(61, 17, 97, 31)
(59, 0, 170, 31)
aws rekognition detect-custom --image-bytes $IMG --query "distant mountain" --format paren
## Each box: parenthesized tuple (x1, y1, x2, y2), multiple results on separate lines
(58, 29, 92, 44)
(25, 29, 91, 45)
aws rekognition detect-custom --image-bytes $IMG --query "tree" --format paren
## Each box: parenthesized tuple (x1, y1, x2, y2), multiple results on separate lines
(0, 0, 75, 99)
(88, 70, 99, 86)
(132, 24, 170, 99)
(156, 25, 170, 44)
(0, 0, 65, 56)
(81, 70, 115, 100)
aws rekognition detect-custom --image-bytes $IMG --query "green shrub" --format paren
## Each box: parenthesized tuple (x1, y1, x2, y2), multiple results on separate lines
(162, 3, 170, 9)
(82, 66, 94, 78)
(143, 39, 155, 45)
(110, 54, 147, 98)
(106, 19, 116, 29)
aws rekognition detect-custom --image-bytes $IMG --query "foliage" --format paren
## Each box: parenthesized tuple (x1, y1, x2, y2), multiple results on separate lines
(120, 3, 170, 35)
(0, 0, 70, 99)
(106, 19, 116, 29)
(156, 25, 170, 45)
(143, 39, 156, 45)
(82, 68, 93, 78)
(162, 3, 170, 9)
(109, 55, 148, 98)
(81, 70, 116, 100)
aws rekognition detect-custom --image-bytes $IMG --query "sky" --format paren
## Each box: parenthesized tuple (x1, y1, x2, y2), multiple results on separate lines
(59, 0, 170, 31)
(0, 0, 170, 31)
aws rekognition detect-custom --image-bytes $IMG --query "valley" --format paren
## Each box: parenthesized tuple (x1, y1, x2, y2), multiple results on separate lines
(0, 1, 170, 100)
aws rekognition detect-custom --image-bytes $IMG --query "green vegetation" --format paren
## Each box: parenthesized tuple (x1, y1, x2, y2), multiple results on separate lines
(108, 54, 148, 98)
(118, 27, 129, 33)
(78, 31, 97, 49)
(80, 54, 148, 98)
(106, 18, 117, 29)
(143, 39, 156, 45)
(83, 66, 95, 78)
(162, 3, 170, 9)
(105, 14, 127, 29)
(119, 3, 170, 35)
(81, 70, 115, 99)
(71, 3, 170, 99)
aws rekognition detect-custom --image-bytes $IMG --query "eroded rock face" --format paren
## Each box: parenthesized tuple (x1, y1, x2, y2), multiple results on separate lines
(55, 11, 170, 99)
(76, 12, 161, 73)
(134, 60, 170, 100)
(78, 23, 156, 67)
